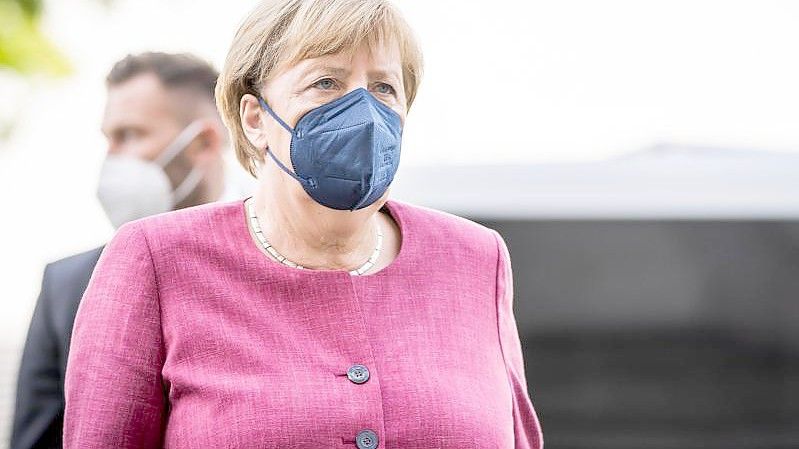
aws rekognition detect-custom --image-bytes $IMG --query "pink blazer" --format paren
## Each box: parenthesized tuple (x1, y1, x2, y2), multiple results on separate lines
(64, 198, 543, 448)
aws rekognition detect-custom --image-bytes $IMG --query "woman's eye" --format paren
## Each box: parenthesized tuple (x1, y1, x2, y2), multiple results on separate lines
(312, 78, 337, 90)
(374, 82, 396, 96)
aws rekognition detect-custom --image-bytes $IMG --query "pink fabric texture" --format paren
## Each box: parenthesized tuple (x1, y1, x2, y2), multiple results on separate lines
(63, 198, 543, 448)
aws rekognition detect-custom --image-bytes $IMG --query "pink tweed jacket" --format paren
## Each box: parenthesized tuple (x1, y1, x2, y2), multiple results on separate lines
(63, 198, 543, 448)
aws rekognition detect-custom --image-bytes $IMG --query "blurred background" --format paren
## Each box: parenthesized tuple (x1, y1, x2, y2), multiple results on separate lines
(1, 0, 798, 448)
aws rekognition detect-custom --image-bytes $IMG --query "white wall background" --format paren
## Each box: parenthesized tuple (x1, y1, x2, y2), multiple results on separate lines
(2, 0, 799, 444)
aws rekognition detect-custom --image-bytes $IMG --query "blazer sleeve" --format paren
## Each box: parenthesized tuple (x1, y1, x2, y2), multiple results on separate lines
(12, 266, 64, 449)
(492, 230, 544, 449)
(63, 222, 166, 448)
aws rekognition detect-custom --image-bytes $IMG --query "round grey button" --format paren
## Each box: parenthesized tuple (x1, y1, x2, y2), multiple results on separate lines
(347, 364, 370, 384)
(355, 429, 378, 449)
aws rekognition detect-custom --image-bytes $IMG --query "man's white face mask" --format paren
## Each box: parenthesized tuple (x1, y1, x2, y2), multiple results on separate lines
(96, 120, 205, 229)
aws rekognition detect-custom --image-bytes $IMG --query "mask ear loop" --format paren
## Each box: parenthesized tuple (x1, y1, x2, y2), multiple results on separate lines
(154, 120, 206, 167)
(154, 120, 208, 206)
(258, 97, 296, 135)
(172, 168, 204, 205)
(258, 97, 317, 189)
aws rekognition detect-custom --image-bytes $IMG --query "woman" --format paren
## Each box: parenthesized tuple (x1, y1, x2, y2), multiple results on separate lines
(63, 1, 543, 448)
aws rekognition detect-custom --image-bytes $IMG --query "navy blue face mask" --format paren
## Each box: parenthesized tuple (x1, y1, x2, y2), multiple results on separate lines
(258, 88, 403, 211)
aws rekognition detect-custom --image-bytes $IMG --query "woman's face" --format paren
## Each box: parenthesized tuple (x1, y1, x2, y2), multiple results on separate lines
(241, 41, 407, 177)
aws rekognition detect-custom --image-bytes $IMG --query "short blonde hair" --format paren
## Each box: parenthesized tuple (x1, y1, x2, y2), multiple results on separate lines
(216, 0, 424, 177)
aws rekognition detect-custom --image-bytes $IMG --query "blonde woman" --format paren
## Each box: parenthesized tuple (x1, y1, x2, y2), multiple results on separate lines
(63, 1, 543, 448)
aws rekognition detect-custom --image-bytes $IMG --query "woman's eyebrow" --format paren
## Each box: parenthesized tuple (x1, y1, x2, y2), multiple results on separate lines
(369, 69, 401, 84)
(303, 65, 350, 79)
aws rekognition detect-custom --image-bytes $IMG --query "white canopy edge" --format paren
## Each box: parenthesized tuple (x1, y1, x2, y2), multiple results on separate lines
(389, 146, 799, 220)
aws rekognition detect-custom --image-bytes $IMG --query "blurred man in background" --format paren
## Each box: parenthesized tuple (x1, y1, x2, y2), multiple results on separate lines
(11, 52, 248, 449)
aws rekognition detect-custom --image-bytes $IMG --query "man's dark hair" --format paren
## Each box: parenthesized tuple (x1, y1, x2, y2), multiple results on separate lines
(106, 52, 219, 100)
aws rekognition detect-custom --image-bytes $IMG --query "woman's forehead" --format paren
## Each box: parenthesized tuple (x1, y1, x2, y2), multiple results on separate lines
(283, 44, 404, 81)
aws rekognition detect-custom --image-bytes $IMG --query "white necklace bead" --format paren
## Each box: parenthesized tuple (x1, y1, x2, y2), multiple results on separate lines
(246, 199, 383, 275)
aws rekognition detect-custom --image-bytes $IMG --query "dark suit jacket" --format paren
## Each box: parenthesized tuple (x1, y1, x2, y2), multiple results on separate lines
(11, 246, 104, 449)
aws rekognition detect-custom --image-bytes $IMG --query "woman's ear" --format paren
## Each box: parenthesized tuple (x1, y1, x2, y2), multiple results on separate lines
(240, 93, 269, 150)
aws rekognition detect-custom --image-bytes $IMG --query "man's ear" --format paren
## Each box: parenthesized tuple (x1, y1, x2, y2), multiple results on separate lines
(240, 93, 269, 150)
(185, 120, 224, 165)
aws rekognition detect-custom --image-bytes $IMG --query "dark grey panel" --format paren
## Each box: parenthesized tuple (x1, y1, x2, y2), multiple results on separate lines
(472, 219, 799, 449)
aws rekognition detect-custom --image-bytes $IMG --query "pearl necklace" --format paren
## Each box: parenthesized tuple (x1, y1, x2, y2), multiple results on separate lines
(245, 199, 384, 275)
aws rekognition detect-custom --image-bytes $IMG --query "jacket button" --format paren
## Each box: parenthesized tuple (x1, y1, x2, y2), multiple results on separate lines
(355, 429, 379, 449)
(347, 364, 370, 384)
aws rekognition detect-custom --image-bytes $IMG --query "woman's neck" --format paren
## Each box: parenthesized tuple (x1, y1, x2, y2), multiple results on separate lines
(251, 185, 382, 271)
